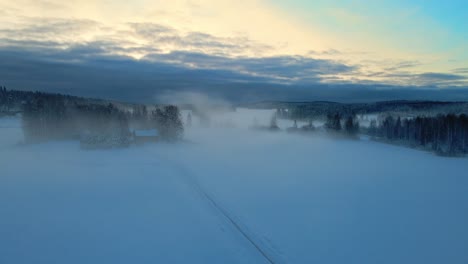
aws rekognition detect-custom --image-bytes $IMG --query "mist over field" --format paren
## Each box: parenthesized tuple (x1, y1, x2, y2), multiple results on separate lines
(1, 107, 468, 264)
(1, 0, 468, 263)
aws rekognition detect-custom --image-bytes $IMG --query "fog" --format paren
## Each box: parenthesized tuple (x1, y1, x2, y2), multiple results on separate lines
(1, 108, 468, 264)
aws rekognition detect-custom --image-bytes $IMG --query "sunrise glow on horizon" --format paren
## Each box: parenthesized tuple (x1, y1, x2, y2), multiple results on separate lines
(0, 0, 466, 89)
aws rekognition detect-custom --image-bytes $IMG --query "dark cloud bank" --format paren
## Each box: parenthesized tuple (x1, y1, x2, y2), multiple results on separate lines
(1, 46, 468, 104)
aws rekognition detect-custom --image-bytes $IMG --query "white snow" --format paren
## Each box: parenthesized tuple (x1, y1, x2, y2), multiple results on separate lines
(1, 109, 468, 264)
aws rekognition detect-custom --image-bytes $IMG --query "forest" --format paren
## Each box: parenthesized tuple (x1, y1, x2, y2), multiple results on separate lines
(0, 87, 183, 148)
(251, 100, 468, 119)
(2, 87, 468, 156)
(368, 115, 468, 156)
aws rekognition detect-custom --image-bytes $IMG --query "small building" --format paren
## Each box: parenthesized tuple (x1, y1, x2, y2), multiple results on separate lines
(133, 129, 159, 145)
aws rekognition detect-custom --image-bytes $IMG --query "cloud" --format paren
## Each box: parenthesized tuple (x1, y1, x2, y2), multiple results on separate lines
(128, 22, 272, 56)
(0, 18, 273, 59)
(0, 18, 100, 43)
(418, 72, 466, 81)
(0, 7, 465, 90)
(3, 22, 341, 83)
(308, 49, 342, 56)
(0, 0, 330, 55)
(1, 47, 468, 104)
(3, 22, 464, 89)
(143, 51, 356, 82)
(452, 68, 468, 74)
(383, 60, 421, 71)
(409, 72, 465, 86)
(361, 71, 467, 87)
(0, 10, 466, 101)
(1, 0, 466, 82)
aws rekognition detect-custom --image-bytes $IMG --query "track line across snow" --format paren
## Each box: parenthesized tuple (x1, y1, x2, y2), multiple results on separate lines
(167, 158, 281, 264)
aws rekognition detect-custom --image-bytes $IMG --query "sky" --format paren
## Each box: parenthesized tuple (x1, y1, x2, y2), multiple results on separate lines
(0, 0, 467, 102)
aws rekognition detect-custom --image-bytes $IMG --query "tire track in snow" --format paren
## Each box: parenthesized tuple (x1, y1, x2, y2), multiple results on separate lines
(195, 184, 277, 264)
(161, 156, 281, 264)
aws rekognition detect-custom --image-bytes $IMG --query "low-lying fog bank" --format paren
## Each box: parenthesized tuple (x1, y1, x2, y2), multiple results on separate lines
(1, 109, 468, 264)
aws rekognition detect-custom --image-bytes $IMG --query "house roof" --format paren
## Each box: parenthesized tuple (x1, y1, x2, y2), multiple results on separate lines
(134, 129, 159, 137)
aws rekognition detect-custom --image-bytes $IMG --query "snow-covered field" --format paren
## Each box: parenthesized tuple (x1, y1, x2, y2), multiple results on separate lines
(1, 109, 468, 264)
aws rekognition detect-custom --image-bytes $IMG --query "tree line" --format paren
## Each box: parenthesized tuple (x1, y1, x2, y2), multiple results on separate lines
(368, 115, 468, 156)
(325, 113, 360, 137)
(0, 88, 184, 147)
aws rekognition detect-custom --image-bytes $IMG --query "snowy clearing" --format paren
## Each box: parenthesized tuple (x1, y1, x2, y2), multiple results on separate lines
(1, 109, 468, 264)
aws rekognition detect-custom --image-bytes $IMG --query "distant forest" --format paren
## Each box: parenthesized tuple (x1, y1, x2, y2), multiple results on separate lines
(275, 104, 468, 156)
(2, 87, 468, 156)
(248, 100, 468, 119)
(368, 115, 468, 156)
(0, 87, 183, 148)
(316, 111, 468, 156)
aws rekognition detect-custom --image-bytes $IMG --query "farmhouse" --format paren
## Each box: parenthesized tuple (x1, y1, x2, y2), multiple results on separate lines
(133, 129, 159, 144)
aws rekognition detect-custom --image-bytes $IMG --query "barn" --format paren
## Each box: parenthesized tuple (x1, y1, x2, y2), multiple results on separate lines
(133, 129, 159, 144)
